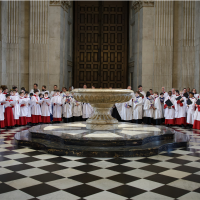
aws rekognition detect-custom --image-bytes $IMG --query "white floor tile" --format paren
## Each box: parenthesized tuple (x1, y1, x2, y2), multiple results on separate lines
(52, 168, 83, 178)
(18, 168, 48, 177)
(122, 161, 150, 168)
(86, 191, 126, 200)
(178, 155, 200, 161)
(178, 192, 200, 200)
(0, 160, 21, 167)
(133, 191, 173, 200)
(160, 169, 191, 179)
(124, 169, 155, 178)
(47, 178, 82, 189)
(0, 167, 13, 175)
(91, 161, 117, 168)
(33, 154, 58, 160)
(26, 160, 53, 167)
(127, 179, 163, 191)
(6, 177, 41, 189)
(89, 169, 119, 178)
(87, 178, 122, 190)
(185, 161, 200, 168)
(0, 190, 33, 200)
(58, 161, 85, 168)
(154, 161, 181, 169)
(168, 179, 200, 191)
(38, 190, 79, 200)
(4, 154, 29, 160)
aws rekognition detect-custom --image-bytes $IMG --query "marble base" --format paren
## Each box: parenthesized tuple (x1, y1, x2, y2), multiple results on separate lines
(86, 123, 118, 130)
(14, 122, 189, 157)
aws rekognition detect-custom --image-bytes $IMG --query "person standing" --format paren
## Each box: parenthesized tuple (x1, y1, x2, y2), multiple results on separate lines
(31, 89, 42, 124)
(11, 90, 20, 126)
(4, 94, 15, 128)
(164, 91, 175, 126)
(132, 91, 143, 124)
(30, 83, 40, 94)
(0, 88, 5, 128)
(51, 90, 63, 123)
(41, 92, 51, 124)
(18, 92, 27, 126)
(153, 92, 163, 125)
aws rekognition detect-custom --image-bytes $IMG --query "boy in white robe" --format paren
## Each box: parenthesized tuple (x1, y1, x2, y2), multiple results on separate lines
(51, 90, 62, 122)
(193, 99, 200, 130)
(160, 92, 165, 123)
(143, 92, 155, 124)
(121, 98, 133, 122)
(11, 90, 20, 126)
(18, 92, 27, 126)
(161, 87, 168, 99)
(82, 103, 93, 121)
(0, 88, 5, 128)
(31, 89, 42, 124)
(24, 92, 32, 124)
(132, 91, 143, 124)
(73, 101, 82, 121)
(41, 92, 51, 123)
(63, 94, 74, 123)
(174, 90, 186, 127)
(164, 91, 175, 126)
(153, 92, 163, 125)
(187, 92, 196, 130)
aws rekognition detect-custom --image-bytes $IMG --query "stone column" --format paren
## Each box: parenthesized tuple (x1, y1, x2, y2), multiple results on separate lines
(29, 1, 49, 91)
(49, 1, 70, 91)
(132, 1, 154, 92)
(154, 1, 173, 92)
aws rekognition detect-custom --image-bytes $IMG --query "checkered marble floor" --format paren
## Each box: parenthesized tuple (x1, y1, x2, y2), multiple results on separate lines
(0, 125, 200, 200)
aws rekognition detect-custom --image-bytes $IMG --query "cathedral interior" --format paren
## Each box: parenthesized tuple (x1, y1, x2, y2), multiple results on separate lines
(0, 1, 200, 200)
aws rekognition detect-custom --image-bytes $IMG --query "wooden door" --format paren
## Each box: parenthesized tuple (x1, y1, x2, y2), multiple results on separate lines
(74, 1, 128, 88)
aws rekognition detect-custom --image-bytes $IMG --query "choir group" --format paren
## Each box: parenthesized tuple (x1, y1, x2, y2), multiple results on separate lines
(0, 83, 200, 131)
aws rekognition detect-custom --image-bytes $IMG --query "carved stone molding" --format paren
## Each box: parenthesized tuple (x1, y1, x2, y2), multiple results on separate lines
(128, 61, 134, 67)
(67, 60, 73, 67)
(132, 1, 154, 13)
(50, 1, 70, 12)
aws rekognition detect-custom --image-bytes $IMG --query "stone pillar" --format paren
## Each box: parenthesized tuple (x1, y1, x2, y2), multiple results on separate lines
(195, 1, 200, 92)
(29, 1, 49, 91)
(173, 1, 195, 90)
(154, 1, 173, 92)
(132, 1, 154, 92)
(49, 1, 70, 91)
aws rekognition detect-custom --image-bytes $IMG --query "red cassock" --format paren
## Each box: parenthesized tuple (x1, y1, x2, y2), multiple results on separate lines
(42, 116, 50, 123)
(4, 100, 15, 127)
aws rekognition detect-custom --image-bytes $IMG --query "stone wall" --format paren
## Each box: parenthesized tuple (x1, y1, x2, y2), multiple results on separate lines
(129, 0, 199, 93)
(0, 0, 72, 91)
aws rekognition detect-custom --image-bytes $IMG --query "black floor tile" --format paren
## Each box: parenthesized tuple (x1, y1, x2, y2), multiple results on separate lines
(45, 157, 70, 163)
(21, 183, 59, 197)
(140, 165, 168, 173)
(183, 174, 200, 183)
(0, 156, 11, 162)
(76, 158, 100, 164)
(188, 152, 200, 157)
(145, 174, 177, 184)
(15, 157, 40, 163)
(23, 151, 45, 157)
(6, 164, 34, 172)
(107, 165, 133, 173)
(106, 158, 131, 164)
(107, 174, 139, 184)
(152, 185, 188, 198)
(65, 184, 102, 198)
(161, 152, 183, 157)
(136, 158, 160, 164)
(108, 185, 146, 198)
(69, 173, 101, 183)
(173, 165, 200, 173)
(0, 172, 26, 182)
(39, 164, 66, 172)
(31, 173, 65, 182)
(167, 158, 191, 165)
(0, 183, 15, 194)
(74, 164, 101, 172)
(194, 187, 200, 193)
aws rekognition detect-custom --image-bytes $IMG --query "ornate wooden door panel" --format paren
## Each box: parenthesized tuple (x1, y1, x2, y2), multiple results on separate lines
(74, 1, 128, 88)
